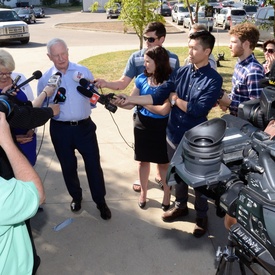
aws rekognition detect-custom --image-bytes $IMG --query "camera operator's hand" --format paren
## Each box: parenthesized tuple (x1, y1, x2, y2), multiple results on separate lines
(264, 120, 275, 139)
(49, 103, 60, 116)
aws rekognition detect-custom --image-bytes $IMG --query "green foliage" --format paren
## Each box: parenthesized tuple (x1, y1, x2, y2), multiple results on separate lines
(90, 1, 99, 12)
(106, 0, 165, 49)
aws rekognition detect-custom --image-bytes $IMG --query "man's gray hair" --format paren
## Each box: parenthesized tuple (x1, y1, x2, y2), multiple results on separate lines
(47, 38, 68, 54)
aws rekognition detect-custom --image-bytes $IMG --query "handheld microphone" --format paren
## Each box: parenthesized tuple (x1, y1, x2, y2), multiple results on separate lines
(54, 87, 66, 104)
(6, 70, 42, 95)
(78, 78, 102, 105)
(47, 72, 62, 89)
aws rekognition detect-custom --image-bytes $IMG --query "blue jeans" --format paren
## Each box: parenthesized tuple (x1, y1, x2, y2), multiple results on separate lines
(50, 118, 106, 205)
(167, 138, 208, 218)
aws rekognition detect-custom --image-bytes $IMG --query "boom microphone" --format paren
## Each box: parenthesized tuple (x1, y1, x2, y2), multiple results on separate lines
(54, 87, 66, 104)
(6, 70, 42, 95)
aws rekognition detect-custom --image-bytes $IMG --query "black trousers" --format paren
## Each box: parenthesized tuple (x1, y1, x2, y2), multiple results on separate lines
(50, 118, 106, 205)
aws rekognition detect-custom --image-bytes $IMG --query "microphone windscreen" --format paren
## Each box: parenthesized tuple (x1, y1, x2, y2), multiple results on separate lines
(77, 86, 93, 98)
(79, 78, 89, 87)
(58, 87, 66, 95)
(73, 71, 85, 82)
(33, 70, 42, 79)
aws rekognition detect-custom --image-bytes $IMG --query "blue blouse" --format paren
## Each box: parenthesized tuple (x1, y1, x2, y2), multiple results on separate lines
(135, 73, 168, 119)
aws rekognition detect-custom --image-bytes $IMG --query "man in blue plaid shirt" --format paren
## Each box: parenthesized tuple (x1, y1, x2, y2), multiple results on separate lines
(219, 22, 264, 116)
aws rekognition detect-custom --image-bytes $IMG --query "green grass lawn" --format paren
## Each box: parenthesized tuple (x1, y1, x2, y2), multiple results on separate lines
(79, 46, 265, 119)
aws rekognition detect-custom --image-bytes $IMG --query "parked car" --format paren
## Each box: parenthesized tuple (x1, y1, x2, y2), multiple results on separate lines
(0, 8, 30, 44)
(13, 7, 22, 14)
(214, 7, 247, 30)
(171, 3, 193, 25)
(106, 2, 121, 19)
(254, 6, 274, 43)
(242, 5, 258, 18)
(33, 7, 45, 18)
(157, 3, 171, 16)
(183, 12, 214, 32)
(17, 8, 36, 24)
(167, 1, 177, 10)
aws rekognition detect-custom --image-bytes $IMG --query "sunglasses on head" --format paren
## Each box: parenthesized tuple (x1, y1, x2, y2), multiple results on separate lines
(143, 36, 157, 43)
(264, 48, 275, 54)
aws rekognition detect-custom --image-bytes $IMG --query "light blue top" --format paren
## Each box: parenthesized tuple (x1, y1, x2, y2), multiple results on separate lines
(0, 178, 39, 275)
(37, 62, 94, 121)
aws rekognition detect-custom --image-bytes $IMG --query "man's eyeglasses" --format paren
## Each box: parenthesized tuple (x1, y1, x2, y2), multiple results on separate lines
(264, 48, 275, 54)
(0, 72, 12, 78)
(143, 36, 158, 43)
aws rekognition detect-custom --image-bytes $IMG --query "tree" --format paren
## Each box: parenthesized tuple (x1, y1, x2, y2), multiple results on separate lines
(105, 0, 165, 49)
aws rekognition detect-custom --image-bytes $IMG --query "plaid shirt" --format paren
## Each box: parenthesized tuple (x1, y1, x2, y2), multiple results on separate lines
(229, 54, 264, 116)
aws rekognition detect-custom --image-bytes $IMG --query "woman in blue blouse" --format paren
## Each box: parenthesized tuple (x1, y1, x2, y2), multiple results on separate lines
(117, 46, 172, 210)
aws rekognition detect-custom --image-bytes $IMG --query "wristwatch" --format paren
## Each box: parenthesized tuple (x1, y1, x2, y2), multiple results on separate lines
(171, 99, 176, 107)
(171, 97, 178, 107)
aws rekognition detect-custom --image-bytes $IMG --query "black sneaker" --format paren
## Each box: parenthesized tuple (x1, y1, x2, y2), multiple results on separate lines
(97, 202, 112, 220)
(70, 199, 82, 212)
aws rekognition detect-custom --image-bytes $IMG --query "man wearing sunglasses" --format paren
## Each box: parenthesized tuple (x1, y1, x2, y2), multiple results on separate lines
(218, 22, 264, 116)
(114, 30, 223, 238)
(95, 21, 180, 192)
(262, 39, 275, 77)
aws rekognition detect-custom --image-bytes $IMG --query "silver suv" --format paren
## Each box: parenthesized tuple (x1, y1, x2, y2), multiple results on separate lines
(214, 7, 247, 30)
(0, 8, 30, 44)
(254, 6, 274, 43)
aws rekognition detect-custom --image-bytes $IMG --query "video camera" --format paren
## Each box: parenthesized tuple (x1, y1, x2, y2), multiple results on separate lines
(166, 86, 275, 274)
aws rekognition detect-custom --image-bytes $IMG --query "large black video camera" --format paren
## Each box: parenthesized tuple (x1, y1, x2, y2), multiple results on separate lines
(166, 86, 275, 274)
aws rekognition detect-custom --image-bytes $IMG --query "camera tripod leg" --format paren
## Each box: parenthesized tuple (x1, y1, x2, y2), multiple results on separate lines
(215, 235, 247, 275)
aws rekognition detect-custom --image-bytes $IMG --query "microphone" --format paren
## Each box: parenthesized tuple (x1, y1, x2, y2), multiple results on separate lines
(47, 72, 62, 89)
(78, 78, 102, 105)
(77, 86, 101, 105)
(6, 70, 42, 95)
(54, 87, 66, 104)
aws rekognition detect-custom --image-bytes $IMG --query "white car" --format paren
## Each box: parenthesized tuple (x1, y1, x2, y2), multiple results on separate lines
(0, 8, 30, 44)
(183, 12, 214, 32)
(171, 3, 193, 25)
(214, 7, 247, 30)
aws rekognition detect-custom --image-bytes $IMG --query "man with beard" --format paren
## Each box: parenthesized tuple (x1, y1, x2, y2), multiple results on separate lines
(218, 22, 264, 116)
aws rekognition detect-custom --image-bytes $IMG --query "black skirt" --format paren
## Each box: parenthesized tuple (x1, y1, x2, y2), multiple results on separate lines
(133, 112, 169, 164)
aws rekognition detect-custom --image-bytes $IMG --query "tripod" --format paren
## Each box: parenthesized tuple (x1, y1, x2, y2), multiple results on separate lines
(215, 233, 247, 275)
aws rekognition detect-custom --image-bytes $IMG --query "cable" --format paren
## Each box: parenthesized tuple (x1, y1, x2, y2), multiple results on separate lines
(36, 97, 49, 159)
(108, 110, 135, 150)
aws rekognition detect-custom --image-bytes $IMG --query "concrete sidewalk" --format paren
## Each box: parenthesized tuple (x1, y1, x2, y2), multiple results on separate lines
(32, 104, 231, 275)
